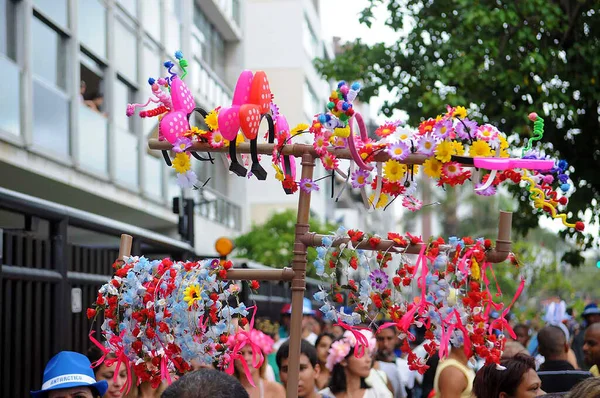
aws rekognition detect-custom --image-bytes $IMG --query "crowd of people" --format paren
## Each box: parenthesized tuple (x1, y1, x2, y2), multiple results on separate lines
(31, 300, 600, 398)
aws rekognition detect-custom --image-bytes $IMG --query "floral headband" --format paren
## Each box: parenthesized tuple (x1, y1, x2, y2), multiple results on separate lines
(325, 329, 377, 371)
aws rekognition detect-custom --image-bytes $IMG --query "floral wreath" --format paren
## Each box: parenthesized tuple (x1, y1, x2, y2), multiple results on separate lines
(325, 328, 377, 371)
(313, 226, 524, 374)
(87, 256, 261, 390)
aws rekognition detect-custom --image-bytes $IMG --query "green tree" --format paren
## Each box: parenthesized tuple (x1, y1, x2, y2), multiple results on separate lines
(233, 210, 338, 277)
(315, 0, 599, 265)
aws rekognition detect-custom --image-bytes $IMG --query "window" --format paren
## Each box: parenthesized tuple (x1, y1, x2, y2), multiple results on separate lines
(142, 0, 160, 40)
(114, 17, 137, 82)
(113, 78, 138, 187)
(165, 0, 182, 56)
(113, 77, 134, 132)
(141, 44, 161, 140)
(303, 15, 319, 59)
(32, 16, 67, 89)
(78, 0, 106, 58)
(0, 0, 17, 61)
(212, 32, 225, 77)
(117, 0, 137, 18)
(0, 0, 19, 137)
(33, 0, 67, 27)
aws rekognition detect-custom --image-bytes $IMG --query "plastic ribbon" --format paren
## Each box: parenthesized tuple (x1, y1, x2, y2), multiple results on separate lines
(521, 171, 578, 228)
(88, 331, 110, 368)
(488, 278, 525, 339)
(347, 113, 374, 171)
(474, 144, 501, 191)
(334, 323, 371, 358)
(369, 162, 383, 212)
(521, 113, 544, 157)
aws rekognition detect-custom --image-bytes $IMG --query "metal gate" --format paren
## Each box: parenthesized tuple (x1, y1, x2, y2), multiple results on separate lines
(0, 188, 196, 397)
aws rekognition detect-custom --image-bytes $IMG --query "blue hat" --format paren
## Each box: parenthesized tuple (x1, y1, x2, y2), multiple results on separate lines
(583, 303, 600, 317)
(31, 351, 108, 397)
(287, 297, 316, 315)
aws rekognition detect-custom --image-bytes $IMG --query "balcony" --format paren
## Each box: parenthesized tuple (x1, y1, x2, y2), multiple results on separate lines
(196, 0, 242, 41)
(196, 185, 242, 230)
(78, 105, 108, 176)
(192, 57, 233, 111)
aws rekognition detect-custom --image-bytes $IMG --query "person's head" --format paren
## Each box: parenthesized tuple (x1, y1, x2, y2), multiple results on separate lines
(276, 339, 320, 398)
(502, 341, 528, 359)
(230, 329, 273, 380)
(582, 303, 600, 326)
(91, 93, 104, 108)
(80, 80, 87, 95)
(327, 331, 376, 394)
(513, 324, 531, 347)
(31, 351, 108, 398)
(87, 346, 127, 398)
(331, 324, 344, 339)
(583, 322, 600, 368)
(473, 353, 544, 398)
(280, 304, 292, 328)
(375, 322, 398, 362)
(538, 325, 569, 361)
(161, 369, 249, 398)
(315, 333, 334, 366)
(565, 377, 600, 398)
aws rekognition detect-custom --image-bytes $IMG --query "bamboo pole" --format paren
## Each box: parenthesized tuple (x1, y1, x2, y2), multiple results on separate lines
(225, 267, 294, 281)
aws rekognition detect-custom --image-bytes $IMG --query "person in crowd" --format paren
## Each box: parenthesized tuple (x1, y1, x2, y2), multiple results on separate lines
(231, 329, 286, 398)
(161, 369, 249, 398)
(420, 353, 440, 398)
(473, 353, 545, 398)
(583, 322, 600, 376)
(565, 376, 600, 398)
(255, 317, 282, 382)
(84, 92, 105, 113)
(80, 80, 87, 102)
(432, 344, 475, 398)
(279, 304, 292, 340)
(536, 325, 592, 393)
(375, 322, 408, 398)
(320, 330, 393, 398)
(315, 333, 334, 389)
(87, 346, 128, 398)
(513, 324, 532, 349)
(573, 303, 600, 369)
(277, 338, 333, 398)
(31, 351, 108, 398)
(503, 341, 529, 359)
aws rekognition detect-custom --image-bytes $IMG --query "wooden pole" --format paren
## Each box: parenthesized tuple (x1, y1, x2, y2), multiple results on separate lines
(118, 234, 133, 259)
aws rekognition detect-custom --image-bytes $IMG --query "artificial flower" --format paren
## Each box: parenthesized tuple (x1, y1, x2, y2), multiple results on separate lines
(388, 141, 410, 161)
(176, 170, 198, 188)
(382, 181, 405, 197)
(470, 260, 481, 281)
(453, 106, 468, 119)
(172, 137, 192, 153)
(434, 141, 454, 163)
(291, 123, 309, 136)
(334, 126, 350, 138)
(375, 123, 396, 138)
(205, 109, 219, 131)
(476, 124, 499, 142)
(423, 158, 442, 178)
(272, 164, 284, 181)
(313, 133, 329, 155)
(475, 182, 497, 196)
(417, 133, 438, 156)
(418, 119, 436, 135)
(433, 119, 453, 139)
(300, 178, 319, 193)
(172, 153, 191, 173)
(469, 140, 492, 157)
(397, 128, 413, 143)
(369, 192, 389, 209)
(455, 118, 478, 140)
(383, 160, 407, 182)
(441, 162, 462, 178)
(451, 141, 465, 156)
(183, 284, 201, 307)
(369, 269, 389, 291)
(282, 176, 298, 193)
(321, 153, 339, 170)
(209, 131, 226, 148)
(351, 169, 370, 188)
(402, 196, 423, 212)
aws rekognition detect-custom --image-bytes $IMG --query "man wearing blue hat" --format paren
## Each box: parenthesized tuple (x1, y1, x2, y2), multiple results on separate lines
(572, 303, 600, 369)
(31, 351, 108, 398)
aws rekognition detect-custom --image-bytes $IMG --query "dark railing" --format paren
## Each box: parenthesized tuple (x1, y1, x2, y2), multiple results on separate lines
(196, 185, 242, 230)
(0, 187, 195, 397)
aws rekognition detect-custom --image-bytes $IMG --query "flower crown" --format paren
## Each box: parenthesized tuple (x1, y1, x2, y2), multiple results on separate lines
(228, 328, 275, 356)
(325, 329, 376, 371)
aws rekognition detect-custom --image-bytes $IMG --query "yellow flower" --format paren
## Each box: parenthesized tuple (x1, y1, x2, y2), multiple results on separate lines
(369, 193, 389, 209)
(435, 141, 454, 163)
(236, 133, 245, 146)
(499, 134, 509, 149)
(334, 126, 350, 138)
(413, 165, 420, 174)
(453, 106, 467, 119)
(291, 123, 309, 136)
(172, 153, 191, 173)
(452, 141, 465, 156)
(272, 164, 284, 181)
(469, 140, 492, 157)
(183, 284, 202, 307)
(383, 160, 407, 182)
(205, 109, 219, 131)
(423, 158, 442, 178)
(470, 260, 481, 281)
(500, 148, 509, 158)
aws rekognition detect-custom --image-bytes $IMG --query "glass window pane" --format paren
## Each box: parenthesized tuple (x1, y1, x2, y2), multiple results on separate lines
(113, 78, 134, 131)
(78, 104, 108, 175)
(114, 127, 138, 187)
(114, 19, 137, 82)
(142, 0, 161, 40)
(0, 0, 18, 61)
(33, 0, 67, 27)
(142, 44, 161, 81)
(117, 0, 137, 18)
(33, 79, 69, 156)
(0, 56, 20, 136)
(78, 0, 106, 58)
(165, 14, 181, 56)
(32, 17, 67, 89)
(143, 154, 162, 198)
(212, 30, 224, 75)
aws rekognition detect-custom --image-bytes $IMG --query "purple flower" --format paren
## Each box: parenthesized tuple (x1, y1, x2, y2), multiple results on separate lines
(369, 269, 389, 291)
(300, 178, 319, 194)
(433, 119, 453, 139)
(173, 136, 192, 153)
(417, 133, 438, 156)
(388, 140, 410, 161)
(475, 182, 496, 196)
(177, 170, 198, 188)
(351, 169, 370, 188)
(455, 118, 478, 140)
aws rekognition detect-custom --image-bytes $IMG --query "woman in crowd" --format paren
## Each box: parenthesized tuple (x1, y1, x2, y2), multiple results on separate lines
(473, 353, 545, 398)
(315, 333, 335, 389)
(566, 376, 600, 398)
(87, 346, 128, 398)
(320, 330, 392, 398)
(433, 344, 475, 398)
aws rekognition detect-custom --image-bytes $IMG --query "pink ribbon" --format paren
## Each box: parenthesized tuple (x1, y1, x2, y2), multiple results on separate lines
(334, 322, 371, 358)
(488, 278, 525, 339)
(88, 332, 110, 368)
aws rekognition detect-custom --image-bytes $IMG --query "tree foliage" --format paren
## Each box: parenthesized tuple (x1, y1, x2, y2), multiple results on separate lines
(315, 0, 599, 264)
(233, 210, 338, 277)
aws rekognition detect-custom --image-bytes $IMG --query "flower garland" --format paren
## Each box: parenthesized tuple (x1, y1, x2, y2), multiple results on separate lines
(313, 226, 525, 374)
(87, 256, 261, 389)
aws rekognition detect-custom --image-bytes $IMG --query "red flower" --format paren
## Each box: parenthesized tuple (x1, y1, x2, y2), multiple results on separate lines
(210, 293, 219, 301)
(348, 229, 365, 242)
(132, 340, 142, 352)
(418, 118, 436, 135)
(111, 279, 120, 288)
(282, 176, 298, 193)
(239, 317, 249, 327)
(406, 233, 422, 245)
(484, 239, 492, 249)
(334, 293, 344, 303)
(219, 335, 229, 344)
(369, 236, 381, 248)
(349, 256, 358, 270)
(249, 280, 260, 290)
(222, 260, 233, 270)
(388, 232, 408, 247)
(393, 276, 401, 287)
(218, 269, 228, 279)
(86, 308, 97, 319)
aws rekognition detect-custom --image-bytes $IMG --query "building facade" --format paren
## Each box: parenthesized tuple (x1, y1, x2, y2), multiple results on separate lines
(0, 0, 246, 256)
